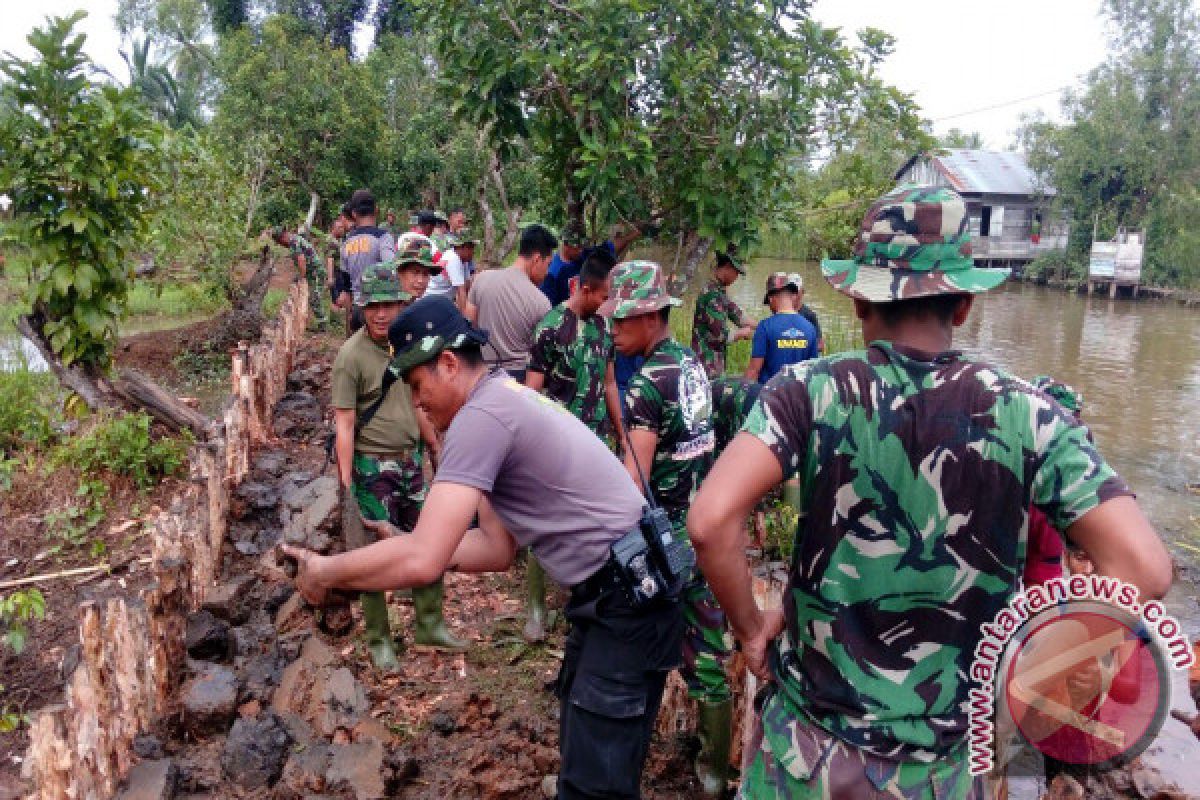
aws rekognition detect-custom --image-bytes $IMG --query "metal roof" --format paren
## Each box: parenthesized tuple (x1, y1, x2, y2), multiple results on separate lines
(931, 149, 1055, 197)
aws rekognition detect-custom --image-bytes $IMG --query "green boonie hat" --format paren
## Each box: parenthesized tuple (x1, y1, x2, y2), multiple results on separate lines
(360, 267, 411, 306)
(716, 252, 745, 275)
(763, 271, 803, 304)
(821, 184, 1009, 303)
(388, 296, 490, 375)
(597, 260, 681, 320)
(394, 236, 440, 273)
(1031, 375, 1084, 415)
(447, 230, 478, 247)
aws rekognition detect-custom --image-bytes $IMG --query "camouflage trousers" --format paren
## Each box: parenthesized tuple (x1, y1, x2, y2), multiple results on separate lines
(738, 689, 985, 799)
(306, 261, 329, 327)
(351, 451, 426, 531)
(679, 572, 732, 703)
(695, 339, 725, 380)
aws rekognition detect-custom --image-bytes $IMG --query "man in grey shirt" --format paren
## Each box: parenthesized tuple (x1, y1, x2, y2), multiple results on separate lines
(465, 224, 555, 380)
(339, 189, 397, 333)
(283, 296, 683, 800)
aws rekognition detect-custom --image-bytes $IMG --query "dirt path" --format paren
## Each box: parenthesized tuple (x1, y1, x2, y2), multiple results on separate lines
(97, 333, 697, 799)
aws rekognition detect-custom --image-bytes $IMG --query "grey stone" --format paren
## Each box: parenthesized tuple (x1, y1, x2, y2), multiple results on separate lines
(115, 758, 176, 800)
(236, 481, 279, 511)
(181, 664, 238, 737)
(278, 742, 331, 797)
(184, 611, 231, 662)
(326, 739, 386, 800)
(318, 667, 369, 735)
(233, 539, 260, 556)
(201, 575, 256, 624)
(429, 711, 456, 736)
(231, 621, 276, 658)
(252, 451, 288, 477)
(280, 476, 339, 552)
(132, 733, 165, 760)
(220, 711, 291, 789)
(239, 650, 285, 704)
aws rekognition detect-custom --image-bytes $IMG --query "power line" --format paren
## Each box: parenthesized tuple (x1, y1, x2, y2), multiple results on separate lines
(930, 86, 1072, 123)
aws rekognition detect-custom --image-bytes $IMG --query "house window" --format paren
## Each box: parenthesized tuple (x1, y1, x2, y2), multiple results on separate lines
(980, 206, 992, 237)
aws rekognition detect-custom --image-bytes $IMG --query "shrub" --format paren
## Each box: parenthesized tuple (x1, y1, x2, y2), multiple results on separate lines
(53, 412, 189, 489)
(0, 366, 61, 454)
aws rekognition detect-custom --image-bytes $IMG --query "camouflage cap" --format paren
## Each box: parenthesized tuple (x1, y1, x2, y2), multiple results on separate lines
(560, 220, 586, 247)
(597, 260, 681, 320)
(394, 234, 440, 273)
(821, 184, 1009, 303)
(763, 271, 803, 304)
(388, 295, 490, 376)
(1031, 374, 1084, 416)
(716, 252, 745, 275)
(447, 229, 478, 247)
(360, 267, 411, 306)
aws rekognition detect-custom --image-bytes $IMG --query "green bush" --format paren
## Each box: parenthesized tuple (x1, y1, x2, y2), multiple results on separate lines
(53, 412, 189, 489)
(125, 282, 227, 318)
(1024, 250, 1086, 285)
(0, 366, 61, 454)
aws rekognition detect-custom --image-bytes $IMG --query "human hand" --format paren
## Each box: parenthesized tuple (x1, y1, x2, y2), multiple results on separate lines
(361, 517, 400, 540)
(279, 544, 332, 606)
(741, 609, 785, 682)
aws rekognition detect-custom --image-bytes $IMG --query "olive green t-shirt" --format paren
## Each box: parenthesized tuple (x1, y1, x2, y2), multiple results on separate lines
(331, 329, 420, 456)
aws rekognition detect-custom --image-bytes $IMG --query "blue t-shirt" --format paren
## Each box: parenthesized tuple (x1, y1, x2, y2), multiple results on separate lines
(540, 241, 617, 306)
(751, 312, 819, 384)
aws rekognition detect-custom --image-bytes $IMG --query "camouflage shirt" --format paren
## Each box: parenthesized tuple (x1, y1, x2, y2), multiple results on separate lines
(691, 279, 750, 377)
(624, 338, 715, 523)
(745, 341, 1131, 762)
(527, 304, 614, 435)
(290, 234, 319, 272)
(710, 376, 762, 453)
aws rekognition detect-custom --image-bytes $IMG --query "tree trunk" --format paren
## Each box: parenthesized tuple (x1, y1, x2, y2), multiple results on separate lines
(16, 314, 120, 412)
(110, 370, 212, 437)
(304, 191, 320, 231)
(671, 233, 713, 295)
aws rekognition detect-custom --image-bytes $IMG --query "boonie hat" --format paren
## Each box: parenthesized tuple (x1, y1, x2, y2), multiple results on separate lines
(560, 221, 586, 247)
(821, 184, 1008, 302)
(598, 260, 681, 320)
(360, 267, 411, 306)
(763, 272, 803, 304)
(388, 296, 490, 375)
(394, 236, 440, 273)
(715, 252, 745, 275)
(447, 230, 478, 247)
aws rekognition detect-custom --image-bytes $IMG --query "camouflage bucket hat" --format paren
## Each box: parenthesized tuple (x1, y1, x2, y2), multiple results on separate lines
(394, 235, 440, 273)
(763, 271, 803, 304)
(560, 221, 586, 247)
(388, 296, 489, 375)
(821, 184, 1009, 302)
(1031, 374, 1084, 416)
(716, 252, 745, 275)
(597, 260, 681, 320)
(360, 267, 411, 306)
(447, 230, 478, 247)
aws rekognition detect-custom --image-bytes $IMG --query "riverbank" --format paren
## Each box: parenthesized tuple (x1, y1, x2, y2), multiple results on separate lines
(1013, 272, 1200, 307)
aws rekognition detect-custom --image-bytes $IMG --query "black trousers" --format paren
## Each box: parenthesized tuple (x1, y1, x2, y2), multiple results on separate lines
(556, 586, 683, 799)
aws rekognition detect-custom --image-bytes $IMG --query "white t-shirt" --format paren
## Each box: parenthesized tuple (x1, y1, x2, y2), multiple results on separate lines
(427, 248, 467, 297)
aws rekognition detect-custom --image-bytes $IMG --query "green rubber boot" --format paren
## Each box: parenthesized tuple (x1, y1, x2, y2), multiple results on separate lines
(523, 555, 548, 642)
(694, 699, 733, 798)
(360, 591, 402, 672)
(412, 579, 469, 651)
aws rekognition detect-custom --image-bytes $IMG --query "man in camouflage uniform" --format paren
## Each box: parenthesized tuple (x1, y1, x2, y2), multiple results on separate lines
(331, 268, 466, 668)
(687, 185, 1173, 799)
(391, 235, 442, 301)
(692, 252, 756, 378)
(602, 261, 733, 798)
(271, 226, 329, 330)
(521, 249, 623, 642)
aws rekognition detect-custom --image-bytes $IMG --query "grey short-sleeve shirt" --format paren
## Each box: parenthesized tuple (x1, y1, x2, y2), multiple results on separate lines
(467, 268, 552, 372)
(435, 371, 644, 585)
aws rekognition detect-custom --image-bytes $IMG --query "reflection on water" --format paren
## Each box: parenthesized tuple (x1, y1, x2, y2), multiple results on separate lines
(0, 333, 47, 371)
(726, 259, 1200, 578)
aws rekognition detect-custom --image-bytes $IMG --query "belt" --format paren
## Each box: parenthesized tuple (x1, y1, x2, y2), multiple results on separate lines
(570, 559, 624, 604)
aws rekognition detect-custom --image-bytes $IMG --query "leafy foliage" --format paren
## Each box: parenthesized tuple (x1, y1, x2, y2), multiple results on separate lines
(54, 412, 190, 490)
(0, 13, 169, 370)
(0, 368, 61, 454)
(0, 589, 46, 657)
(1019, 0, 1200, 288)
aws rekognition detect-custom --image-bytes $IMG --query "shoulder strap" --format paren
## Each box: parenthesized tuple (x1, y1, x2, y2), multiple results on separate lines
(355, 367, 399, 435)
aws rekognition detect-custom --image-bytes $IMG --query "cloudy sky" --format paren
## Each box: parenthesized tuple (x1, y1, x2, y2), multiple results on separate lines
(1, 0, 1112, 149)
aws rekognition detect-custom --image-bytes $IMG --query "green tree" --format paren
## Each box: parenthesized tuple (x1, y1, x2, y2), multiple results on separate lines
(1019, 0, 1199, 287)
(426, 0, 867, 284)
(209, 0, 248, 34)
(116, 0, 216, 123)
(0, 13, 169, 408)
(213, 14, 382, 228)
(268, 0, 372, 55)
(374, 0, 415, 42)
(939, 128, 985, 149)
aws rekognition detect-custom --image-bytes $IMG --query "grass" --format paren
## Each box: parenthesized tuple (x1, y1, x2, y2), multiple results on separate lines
(125, 282, 228, 318)
(262, 287, 287, 319)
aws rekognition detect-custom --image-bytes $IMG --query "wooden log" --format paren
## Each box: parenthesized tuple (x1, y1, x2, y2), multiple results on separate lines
(109, 368, 212, 438)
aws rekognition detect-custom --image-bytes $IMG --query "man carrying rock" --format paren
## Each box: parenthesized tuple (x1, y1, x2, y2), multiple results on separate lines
(329, 268, 464, 668)
(284, 296, 684, 799)
(688, 185, 1173, 799)
(605, 261, 732, 797)
(691, 252, 755, 378)
(465, 223, 556, 382)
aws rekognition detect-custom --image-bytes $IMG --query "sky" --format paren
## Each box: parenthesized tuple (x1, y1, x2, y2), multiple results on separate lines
(0, 0, 1113, 150)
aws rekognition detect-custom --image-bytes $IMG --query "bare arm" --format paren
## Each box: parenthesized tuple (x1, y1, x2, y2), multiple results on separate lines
(283, 482, 516, 602)
(525, 370, 546, 392)
(624, 428, 658, 493)
(334, 408, 356, 489)
(733, 324, 756, 342)
(688, 433, 785, 679)
(1065, 495, 1173, 600)
(416, 407, 440, 468)
(455, 284, 468, 311)
(611, 226, 642, 259)
(603, 361, 627, 454)
(464, 299, 479, 323)
(744, 357, 765, 383)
